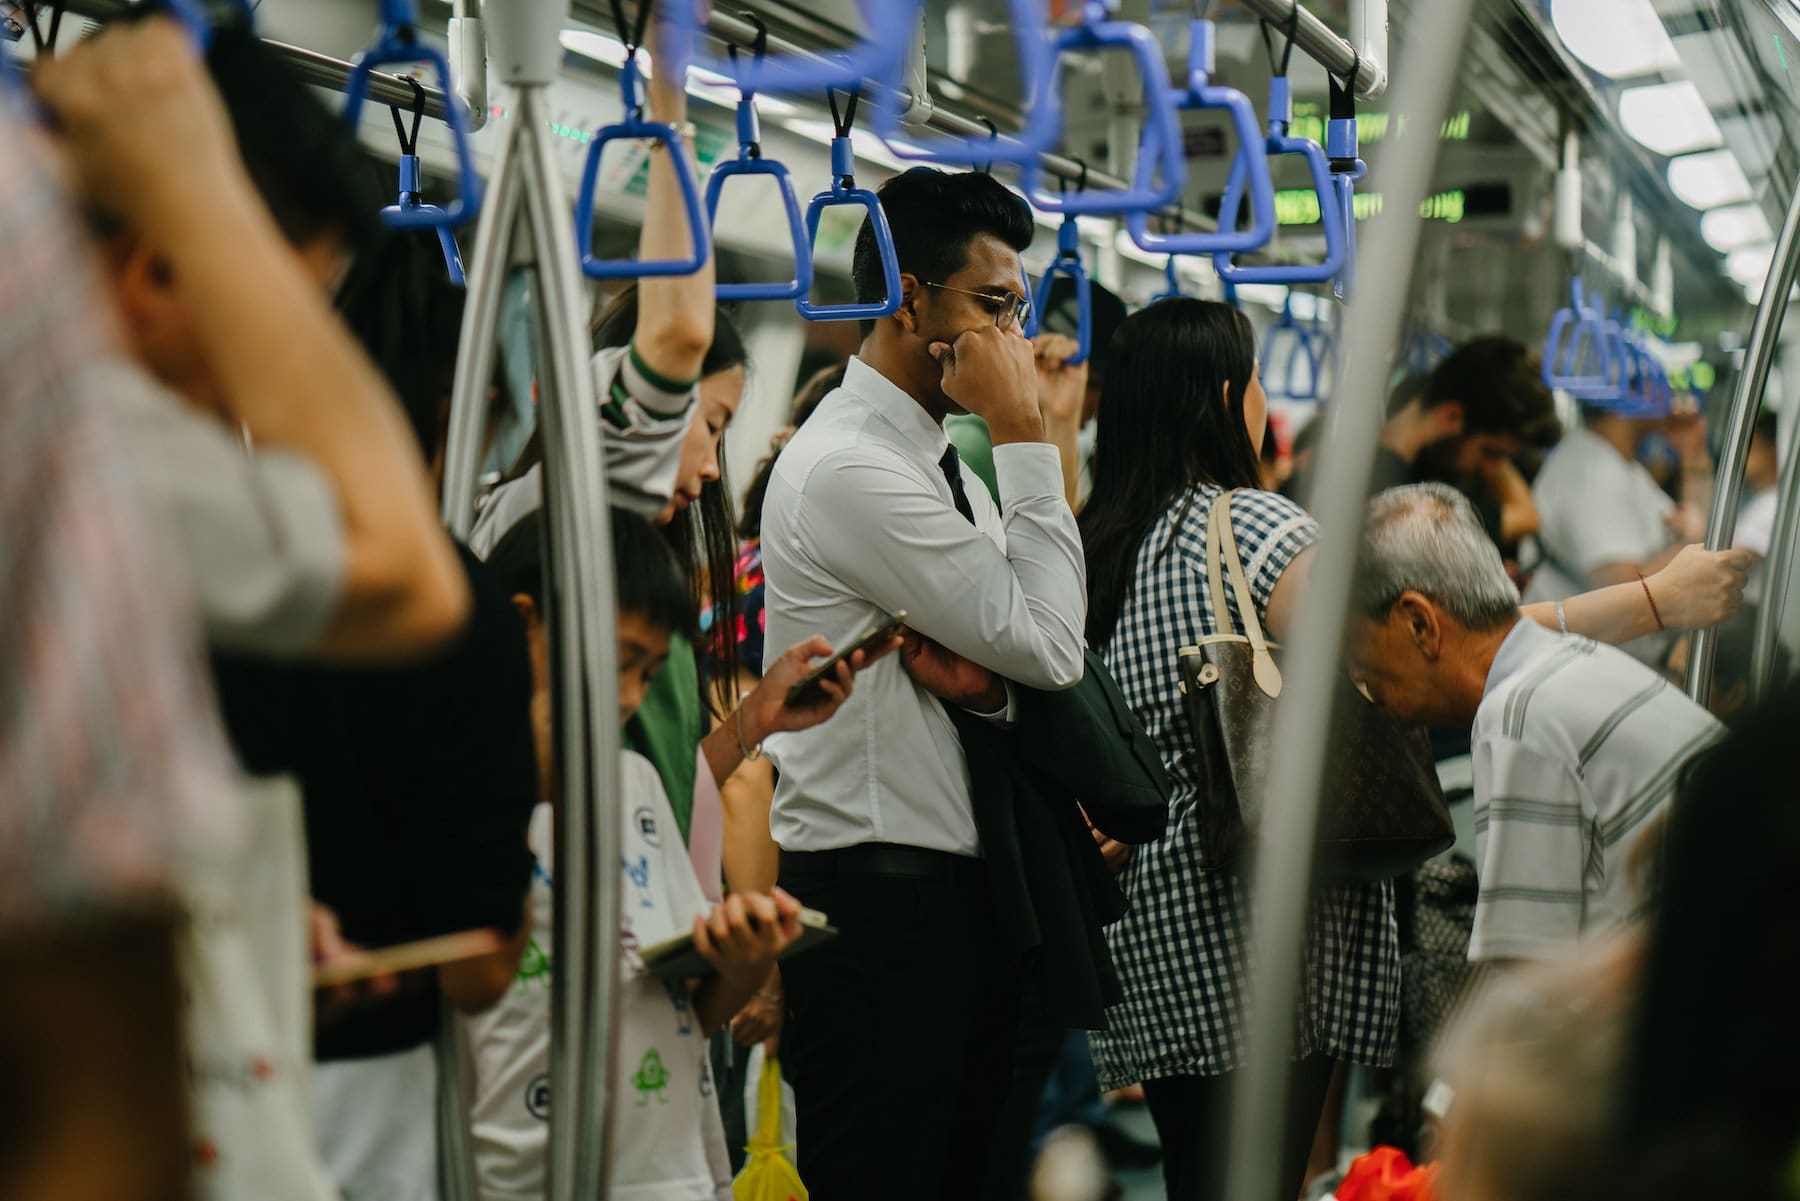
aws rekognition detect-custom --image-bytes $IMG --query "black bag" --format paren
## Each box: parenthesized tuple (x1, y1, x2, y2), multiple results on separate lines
(1176, 490, 1453, 882)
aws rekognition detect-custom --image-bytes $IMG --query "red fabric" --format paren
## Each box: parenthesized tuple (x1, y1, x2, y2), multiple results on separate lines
(1334, 1146, 1439, 1201)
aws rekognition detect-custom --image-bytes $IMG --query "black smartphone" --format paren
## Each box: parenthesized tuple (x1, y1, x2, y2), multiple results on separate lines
(785, 610, 908, 706)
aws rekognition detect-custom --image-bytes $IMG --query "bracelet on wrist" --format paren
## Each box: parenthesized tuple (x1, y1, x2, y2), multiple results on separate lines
(735, 705, 763, 762)
(1635, 570, 1666, 633)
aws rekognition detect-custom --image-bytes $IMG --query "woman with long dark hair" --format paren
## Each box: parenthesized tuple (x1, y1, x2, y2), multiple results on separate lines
(1080, 299, 1394, 1201)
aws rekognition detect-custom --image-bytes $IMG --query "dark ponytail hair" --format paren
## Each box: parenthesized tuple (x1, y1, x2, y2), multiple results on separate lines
(1080, 298, 1263, 650)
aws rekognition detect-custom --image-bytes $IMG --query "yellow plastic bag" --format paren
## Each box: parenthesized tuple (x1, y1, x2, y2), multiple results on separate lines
(732, 1052, 807, 1201)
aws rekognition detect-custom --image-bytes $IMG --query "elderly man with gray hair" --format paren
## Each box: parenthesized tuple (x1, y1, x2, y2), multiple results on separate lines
(1348, 484, 1724, 964)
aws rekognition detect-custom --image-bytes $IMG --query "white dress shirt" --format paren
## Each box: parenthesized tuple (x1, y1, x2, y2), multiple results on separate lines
(761, 355, 1087, 857)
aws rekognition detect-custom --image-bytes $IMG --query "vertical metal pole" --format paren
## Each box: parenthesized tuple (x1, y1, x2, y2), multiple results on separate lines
(443, 119, 522, 540)
(517, 88, 625, 1201)
(435, 108, 525, 1201)
(1692, 172, 1800, 705)
(1221, 2, 1477, 1197)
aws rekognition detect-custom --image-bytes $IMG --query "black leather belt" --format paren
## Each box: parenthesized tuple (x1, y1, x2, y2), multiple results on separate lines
(779, 842, 985, 881)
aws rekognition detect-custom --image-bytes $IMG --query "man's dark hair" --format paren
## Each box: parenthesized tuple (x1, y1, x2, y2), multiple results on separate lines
(486, 505, 696, 640)
(204, 25, 378, 251)
(852, 167, 1035, 336)
(1385, 372, 1432, 420)
(1426, 337, 1560, 444)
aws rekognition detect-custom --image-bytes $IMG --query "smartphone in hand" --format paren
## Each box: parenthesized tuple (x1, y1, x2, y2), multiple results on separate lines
(785, 610, 907, 707)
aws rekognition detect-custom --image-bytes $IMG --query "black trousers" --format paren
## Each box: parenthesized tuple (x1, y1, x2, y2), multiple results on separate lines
(779, 848, 1021, 1201)
(1143, 1055, 1338, 1201)
(982, 969, 1065, 1201)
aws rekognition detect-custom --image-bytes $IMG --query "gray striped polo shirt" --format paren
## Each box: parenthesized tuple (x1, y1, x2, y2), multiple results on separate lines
(1468, 619, 1723, 962)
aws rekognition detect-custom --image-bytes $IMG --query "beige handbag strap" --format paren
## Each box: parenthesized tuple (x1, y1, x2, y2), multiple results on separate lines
(1204, 488, 1284, 699)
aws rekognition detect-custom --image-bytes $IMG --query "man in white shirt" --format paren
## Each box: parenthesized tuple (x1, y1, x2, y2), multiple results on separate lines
(1349, 485, 1722, 965)
(760, 167, 1087, 1201)
(1525, 405, 1706, 665)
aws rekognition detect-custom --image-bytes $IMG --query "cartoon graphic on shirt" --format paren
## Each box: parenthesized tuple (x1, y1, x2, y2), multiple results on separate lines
(624, 854, 653, 908)
(633, 1048, 671, 1105)
(517, 938, 551, 989)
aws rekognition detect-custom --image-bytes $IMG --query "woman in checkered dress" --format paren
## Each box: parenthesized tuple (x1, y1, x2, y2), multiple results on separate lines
(1079, 300, 1399, 1200)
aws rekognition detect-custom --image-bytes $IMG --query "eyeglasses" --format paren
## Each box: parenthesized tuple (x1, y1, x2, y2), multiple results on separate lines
(922, 282, 1032, 330)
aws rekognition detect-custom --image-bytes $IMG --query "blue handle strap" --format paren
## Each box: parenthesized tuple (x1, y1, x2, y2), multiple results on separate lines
(1024, 215, 1092, 364)
(1213, 78, 1346, 286)
(1125, 19, 1275, 256)
(1261, 297, 1319, 401)
(668, 0, 901, 98)
(1544, 278, 1626, 399)
(708, 150, 813, 301)
(1149, 254, 1184, 303)
(870, 0, 1056, 166)
(343, 1, 482, 233)
(796, 90, 898, 321)
(1020, 1, 1183, 216)
(575, 54, 711, 280)
(1325, 65, 1366, 299)
(707, 30, 813, 302)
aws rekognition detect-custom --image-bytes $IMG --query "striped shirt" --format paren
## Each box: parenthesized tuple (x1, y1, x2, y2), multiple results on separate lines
(1470, 619, 1722, 962)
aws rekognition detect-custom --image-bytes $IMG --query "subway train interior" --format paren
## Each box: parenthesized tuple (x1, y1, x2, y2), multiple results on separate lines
(6, 1, 1800, 1200)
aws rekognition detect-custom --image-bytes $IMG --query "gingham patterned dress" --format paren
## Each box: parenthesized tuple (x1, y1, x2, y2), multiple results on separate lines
(1088, 484, 1400, 1088)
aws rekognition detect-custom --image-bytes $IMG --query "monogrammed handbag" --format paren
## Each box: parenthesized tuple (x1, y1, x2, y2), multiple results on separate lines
(1176, 490, 1453, 882)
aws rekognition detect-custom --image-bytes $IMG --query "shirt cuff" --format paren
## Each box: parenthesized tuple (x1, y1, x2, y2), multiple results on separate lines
(621, 343, 698, 419)
(990, 441, 1066, 509)
(966, 680, 1017, 728)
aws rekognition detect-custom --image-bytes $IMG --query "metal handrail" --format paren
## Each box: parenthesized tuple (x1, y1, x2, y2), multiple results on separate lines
(1221, 0, 1475, 1196)
(1692, 172, 1800, 707)
(441, 6, 622, 1199)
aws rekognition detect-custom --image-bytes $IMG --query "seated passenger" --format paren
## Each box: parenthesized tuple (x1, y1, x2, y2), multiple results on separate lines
(1349, 484, 1724, 964)
(463, 506, 838, 1201)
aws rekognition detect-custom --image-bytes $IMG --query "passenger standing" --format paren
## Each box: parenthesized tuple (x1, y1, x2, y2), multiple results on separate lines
(761, 166, 1088, 1201)
(1525, 402, 1709, 665)
(1732, 413, 1780, 605)
(0, 110, 237, 1201)
(1347, 484, 1724, 963)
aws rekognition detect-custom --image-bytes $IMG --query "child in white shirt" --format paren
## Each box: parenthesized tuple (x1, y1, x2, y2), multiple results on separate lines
(464, 507, 805, 1201)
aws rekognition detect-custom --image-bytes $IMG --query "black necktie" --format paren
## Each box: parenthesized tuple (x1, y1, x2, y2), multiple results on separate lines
(939, 446, 976, 526)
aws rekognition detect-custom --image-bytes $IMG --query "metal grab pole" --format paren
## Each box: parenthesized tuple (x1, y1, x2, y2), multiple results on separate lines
(517, 82, 626, 1201)
(1221, 1, 1476, 1197)
(1690, 175, 1800, 706)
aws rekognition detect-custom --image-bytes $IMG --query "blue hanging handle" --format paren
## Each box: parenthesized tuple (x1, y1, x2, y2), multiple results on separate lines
(1019, 1, 1184, 216)
(667, 0, 902, 98)
(1125, 19, 1275, 256)
(384, 92, 466, 285)
(1213, 77, 1347, 286)
(1150, 254, 1185, 304)
(1024, 216, 1092, 364)
(707, 33, 813, 302)
(343, 0, 482, 233)
(869, 0, 1056, 166)
(1325, 67, 1366, 299)
(576, 56, 711, 280)
(1261, 295, 1319, 401)
(795, 89, 899, 322)
(1543, 278, 1623, 400)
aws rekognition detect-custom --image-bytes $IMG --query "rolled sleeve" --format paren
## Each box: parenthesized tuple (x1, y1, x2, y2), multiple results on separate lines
(594, 344, 697, 518)
(116, 368, 346, 656)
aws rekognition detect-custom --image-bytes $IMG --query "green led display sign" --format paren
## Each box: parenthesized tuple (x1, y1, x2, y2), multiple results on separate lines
(1289, 105, 1471, 146)
(1271, 188, 1466, 225)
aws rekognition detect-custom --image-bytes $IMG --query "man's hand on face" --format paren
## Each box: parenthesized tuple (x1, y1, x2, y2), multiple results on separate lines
(929, 324, 1043, 445)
